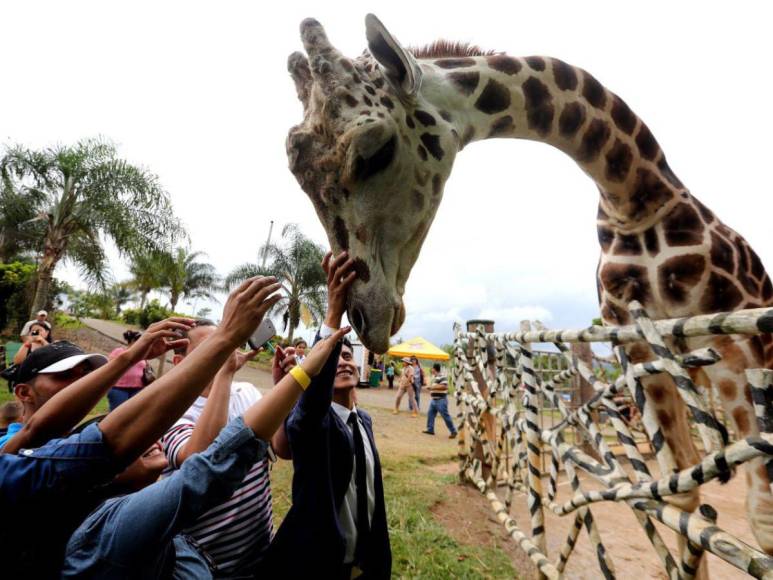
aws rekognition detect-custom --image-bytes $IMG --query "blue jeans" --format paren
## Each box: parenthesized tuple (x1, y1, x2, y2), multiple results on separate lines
(107, 386, 143, 411)
(426, 397, 456, 435)
(63, 417, 267, 578)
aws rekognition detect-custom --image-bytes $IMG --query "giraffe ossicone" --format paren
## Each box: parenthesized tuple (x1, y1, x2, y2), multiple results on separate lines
(287, 14, 773, 570)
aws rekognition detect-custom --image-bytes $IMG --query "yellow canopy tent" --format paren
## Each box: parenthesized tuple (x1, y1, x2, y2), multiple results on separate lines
(387, 337, 450, 361)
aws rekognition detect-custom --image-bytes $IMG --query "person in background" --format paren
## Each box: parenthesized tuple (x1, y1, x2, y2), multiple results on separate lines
(266, 251, 391, 578)
(13, 321, 53, 364)
(107, 330, 152, 410)
(293, 338, 308, 363)
(411, 357, 424, 412)
(0, 402, 22, 438)
(385, 362, 395, 389)
(393, 357, 417, 417)
(20, 310, 50, 340)
(423, 363, 457, 438)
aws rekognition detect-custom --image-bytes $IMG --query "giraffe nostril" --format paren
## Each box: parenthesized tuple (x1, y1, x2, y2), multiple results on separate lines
(350, 307, 366, 336)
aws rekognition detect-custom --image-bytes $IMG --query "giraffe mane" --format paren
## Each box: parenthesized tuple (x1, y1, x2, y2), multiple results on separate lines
(408, 40, 500, 59)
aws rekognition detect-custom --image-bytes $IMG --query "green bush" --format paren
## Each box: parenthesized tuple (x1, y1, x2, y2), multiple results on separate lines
(121, 308, 141, 325)
(139, 300, 172, 328)
(52, 311, 83, 330)
(0, 262, 36, 333)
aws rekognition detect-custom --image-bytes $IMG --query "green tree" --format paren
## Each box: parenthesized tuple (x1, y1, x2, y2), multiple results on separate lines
(0, 261, 37, 332)
(224, 224, 326, 343)
(127, 250, 166, 309)
(158, 247, 219, 313)
(0, 138, 183, 316)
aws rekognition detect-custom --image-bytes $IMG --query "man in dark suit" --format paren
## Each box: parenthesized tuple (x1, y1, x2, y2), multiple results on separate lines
(267, 251, 391, 579)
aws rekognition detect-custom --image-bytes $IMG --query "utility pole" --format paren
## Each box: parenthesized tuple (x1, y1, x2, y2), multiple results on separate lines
(261, 220, 274, 268)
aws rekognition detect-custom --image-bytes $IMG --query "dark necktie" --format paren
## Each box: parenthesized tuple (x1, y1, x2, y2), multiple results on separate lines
(348, 411, 370, 563)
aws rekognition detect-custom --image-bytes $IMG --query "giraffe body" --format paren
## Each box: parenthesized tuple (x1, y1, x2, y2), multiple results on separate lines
(286, 14, 773, 567)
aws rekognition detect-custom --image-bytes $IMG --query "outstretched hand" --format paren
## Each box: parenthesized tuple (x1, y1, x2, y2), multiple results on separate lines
(300, 326, 351, 377)
(219, 276, 283, 347)
(128, 318, 196, 362)
(322, 251, 357, 329)
(272, 346, 298, 385)
(221, 347, 261, 377)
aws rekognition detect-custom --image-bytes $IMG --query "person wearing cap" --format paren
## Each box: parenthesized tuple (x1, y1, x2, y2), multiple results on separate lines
(20, 310, 50, 339)
(0, 276, 282, 577)
(393, 357, 418, 417)
(107, 330, 151, 410)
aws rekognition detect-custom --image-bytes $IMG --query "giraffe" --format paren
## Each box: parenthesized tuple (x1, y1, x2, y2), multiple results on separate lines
(285, 13, 773, 571)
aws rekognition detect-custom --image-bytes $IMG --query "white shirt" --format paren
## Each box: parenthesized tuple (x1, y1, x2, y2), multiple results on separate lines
(331, 401, 376, 564)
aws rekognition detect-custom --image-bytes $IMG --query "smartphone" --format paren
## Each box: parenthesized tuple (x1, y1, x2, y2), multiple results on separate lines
(248, 319, 276, 351)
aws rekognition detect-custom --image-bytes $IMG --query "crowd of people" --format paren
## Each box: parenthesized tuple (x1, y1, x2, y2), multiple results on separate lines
(0, 251, 393, 579)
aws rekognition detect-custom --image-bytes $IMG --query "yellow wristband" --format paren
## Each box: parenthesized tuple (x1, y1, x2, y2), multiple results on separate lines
(289, 365, 312, 390)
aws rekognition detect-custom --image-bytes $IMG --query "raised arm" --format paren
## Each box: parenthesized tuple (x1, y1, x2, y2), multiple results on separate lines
(2, 319, 194, 454)
(173, 347, 259, 465)
(244, 327, 350, 440)
(98, 276, 281, 464)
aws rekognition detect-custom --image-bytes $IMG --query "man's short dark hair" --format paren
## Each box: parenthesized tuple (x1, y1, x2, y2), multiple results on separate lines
(433, 363, 441, 372)
(341, 337, 353, 352)
(173, 319, 217, 355)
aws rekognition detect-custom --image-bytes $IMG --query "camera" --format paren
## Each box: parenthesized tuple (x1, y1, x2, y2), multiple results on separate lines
(31, 330, 40, 336)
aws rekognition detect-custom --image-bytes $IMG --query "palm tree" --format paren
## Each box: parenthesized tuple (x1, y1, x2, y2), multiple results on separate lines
(224, 224, 327, 343)
(0, 138, 184, 315)
(127, 250, 166, 309)
(158, 247, 219, 313)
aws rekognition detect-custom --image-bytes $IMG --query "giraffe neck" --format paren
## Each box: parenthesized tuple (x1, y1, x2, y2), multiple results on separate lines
(420, 55, 687, 232)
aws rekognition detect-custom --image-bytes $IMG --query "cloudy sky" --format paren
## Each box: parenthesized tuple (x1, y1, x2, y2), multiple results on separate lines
(2, 1, 772, 348)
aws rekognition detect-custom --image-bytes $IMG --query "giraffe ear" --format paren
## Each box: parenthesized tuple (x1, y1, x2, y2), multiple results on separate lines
(365, 14, 421, 99)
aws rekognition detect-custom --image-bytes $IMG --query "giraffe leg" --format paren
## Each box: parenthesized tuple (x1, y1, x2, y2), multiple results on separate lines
(625, 343, 706, 576)
(693, 335, 773, 554)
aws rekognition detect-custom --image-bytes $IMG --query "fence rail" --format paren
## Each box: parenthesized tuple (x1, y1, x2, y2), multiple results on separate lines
(453, 301, 773, 578)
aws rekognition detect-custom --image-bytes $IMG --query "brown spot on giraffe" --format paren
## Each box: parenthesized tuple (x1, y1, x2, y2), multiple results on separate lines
(712, 336, 750, 373)
(355, 224, 368, 243)
(461, 126, 476, 148)
(351, 257, 371, 283)
(474, 79, 511, 114)
(701, 272, 744, 313)
(745, 384, 754, 406)
(380, 96, 394, 110)
(605, 139, 633, 182)
(435, 57, 476, 69)
(414, 110, 436, 126)
(432, 174, 442, 196)
(710, 232, 735, 276)
(658, 254, 706, 304)
(693, 197, 715, 224)
(558, 102, 586, 138)
(635, 123, 659, 160)
(643, 226, 659, 256)
(551, 58, 578, 91)
(420, 133, 444, 160)
(525, 56, 546, 71)
(657, 157, 684, 189)
(362, 95, 373, 107)
(601, 300, 630, 325)
(344, 94, 358, 107)
(733, 407, 751, 436)
(522, 77, 554, 136)
(750, 336, 766, 366)
(414, 168, 430, 187)
(412, 189, 424, 210)
(333, 216, 349, 250)
(581, 71, 607, 108)
(762, 276, 773, 301)
(405, 115, 415, 129)
(439, 110, 452, 122)
(489, 115, 514, 137)
(610, 95, 637, 135)
(718, 379, 738, 401)
(417, 145, 428, 161)
(364, 85, 376, 96)
(486, 54, 522, 75)
(630, 168, 674, 220)
(600, 263, 652, 304)
(578, 118, 611, 162)
(448, 71, 480, 96)
(597, 226, 614, 251)
(612, 233, 642, 256)
(663, 203, 704, 246)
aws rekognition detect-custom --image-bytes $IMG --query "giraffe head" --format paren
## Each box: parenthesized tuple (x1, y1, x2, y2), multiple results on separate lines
(287, 15, 458, 352)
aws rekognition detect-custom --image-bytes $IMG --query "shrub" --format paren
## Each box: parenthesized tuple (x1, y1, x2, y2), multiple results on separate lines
(121, 308, 141, 325)
(139, 300, 172, 328)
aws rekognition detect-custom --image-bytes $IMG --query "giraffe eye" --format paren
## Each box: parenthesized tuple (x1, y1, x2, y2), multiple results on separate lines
(352, 135, 396, 181)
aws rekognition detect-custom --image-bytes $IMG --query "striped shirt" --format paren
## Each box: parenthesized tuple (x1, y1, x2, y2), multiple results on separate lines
(161, 382, 272, 576)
